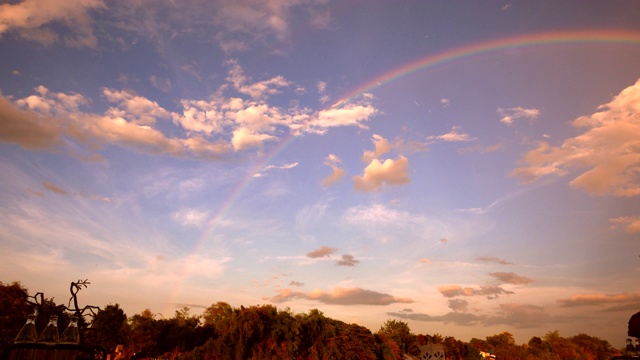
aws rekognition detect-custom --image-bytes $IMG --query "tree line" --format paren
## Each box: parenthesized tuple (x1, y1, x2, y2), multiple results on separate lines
(0, 281, 624, 359)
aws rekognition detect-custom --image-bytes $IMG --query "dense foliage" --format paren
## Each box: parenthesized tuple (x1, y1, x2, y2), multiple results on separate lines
(0, 281, 625, 359)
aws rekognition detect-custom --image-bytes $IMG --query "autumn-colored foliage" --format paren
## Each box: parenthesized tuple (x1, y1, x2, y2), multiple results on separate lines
(0, 281, 626, 359)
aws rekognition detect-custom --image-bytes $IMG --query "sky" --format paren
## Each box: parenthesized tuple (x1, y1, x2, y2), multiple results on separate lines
(1, 0, 640, 348)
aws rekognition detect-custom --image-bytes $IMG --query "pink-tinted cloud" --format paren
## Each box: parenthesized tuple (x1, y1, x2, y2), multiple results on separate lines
(438, 284, 514, 299)
(43, 182, 68, 195)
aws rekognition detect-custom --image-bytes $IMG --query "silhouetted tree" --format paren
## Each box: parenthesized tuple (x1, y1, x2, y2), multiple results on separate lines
(377, 319, 415, 354)
(0, 281, 33, 353)
(91, 304, 130, 353)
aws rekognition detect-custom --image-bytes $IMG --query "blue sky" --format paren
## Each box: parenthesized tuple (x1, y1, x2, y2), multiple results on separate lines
(1, 0, 640, 347)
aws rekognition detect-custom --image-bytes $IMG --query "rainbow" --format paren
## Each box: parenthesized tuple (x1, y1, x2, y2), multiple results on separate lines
(171, 29, 640, 305)
(331, 29, 640, 108)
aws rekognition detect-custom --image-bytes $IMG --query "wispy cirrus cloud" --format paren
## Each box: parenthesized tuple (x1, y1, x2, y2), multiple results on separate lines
(489, 272, 533, 285)
(0, 0, 104, 47)
(427, 126, 474, 142)
(557, 292, 640, 311)
(476, 256, 513, 265)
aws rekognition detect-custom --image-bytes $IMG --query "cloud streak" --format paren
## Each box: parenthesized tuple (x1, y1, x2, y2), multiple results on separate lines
(269, 287, 414, 306)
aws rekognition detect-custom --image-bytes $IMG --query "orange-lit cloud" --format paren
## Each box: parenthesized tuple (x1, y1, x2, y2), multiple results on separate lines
(609, 216, 640, 234)
(511, 79, 640, 197)
(321, 154, 346, 188)
(362, 134, 392, 163)
(353, 156, 410, 192)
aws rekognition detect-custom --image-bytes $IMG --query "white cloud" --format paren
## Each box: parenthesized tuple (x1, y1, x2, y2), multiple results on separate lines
(172, 208, 210, 227)
(511, 79, 640, 196)
(231, 127, 276, 151)
(226, 59, 290, 100)
(175, 99, 226, 135)
(307, 104, 378, 134)
(103, 88, 173, 125)
(427, 126, 474, 142)
(498, 106, 540, 125)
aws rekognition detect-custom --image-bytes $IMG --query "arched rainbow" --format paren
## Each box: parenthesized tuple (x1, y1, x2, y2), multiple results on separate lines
(331, 29, 640, 109)
(171, 29, 640, 305)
